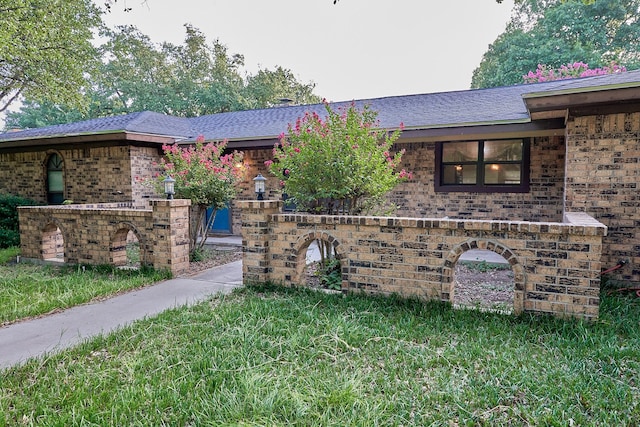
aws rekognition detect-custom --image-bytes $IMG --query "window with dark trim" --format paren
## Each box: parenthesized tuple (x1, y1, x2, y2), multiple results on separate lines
(46, 153, 64, 204)
(435, 139, 530, 193)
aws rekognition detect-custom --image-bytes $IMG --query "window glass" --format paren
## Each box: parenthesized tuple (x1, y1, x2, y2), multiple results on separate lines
(443, 164, 477, 185)
(484, 164, 521, 185)
(484, 140, 523, 162)
(442, 142, 478, 162)
(47, 153, 64, 204)
(48, 171, 64, 192)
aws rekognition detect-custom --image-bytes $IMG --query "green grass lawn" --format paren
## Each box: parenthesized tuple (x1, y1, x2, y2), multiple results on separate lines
(2, 282, 639, 426)
(0, 247, 170, 326)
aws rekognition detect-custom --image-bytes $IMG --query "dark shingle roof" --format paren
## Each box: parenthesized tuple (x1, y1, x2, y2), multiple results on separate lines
(2, 70, 639, 144)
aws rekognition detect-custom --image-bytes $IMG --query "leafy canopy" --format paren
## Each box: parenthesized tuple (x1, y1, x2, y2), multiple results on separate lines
(473, 0, 640, 88)
(6, 24, 320, 129)
(0, 0, 101, 113)
(267, 102, 410, 215)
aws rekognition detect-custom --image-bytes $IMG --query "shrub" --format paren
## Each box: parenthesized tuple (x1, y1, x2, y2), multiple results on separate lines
(0, 194, 38, 248)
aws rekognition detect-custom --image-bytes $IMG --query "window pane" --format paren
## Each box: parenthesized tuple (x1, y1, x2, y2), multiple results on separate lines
(48, 171, 64, 192)
(442, 142, 478, 162)
(484, 140, 523, 161)
(484, 164, 521, 184)
(443, 164, 477, 184)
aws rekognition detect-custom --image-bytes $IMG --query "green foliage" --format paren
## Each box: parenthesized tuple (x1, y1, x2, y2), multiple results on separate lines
(2, 287, 640, 424)
(0, 262, 169, 325)
(473, 0, 640, 88)
(460, 260, 511, 273)
(0, 193, 38, 248)
(0, 0, 101, 113)
(317, 258, 342, 290)
(5, 24, 320, 129)
(0, 247, 20, 264)
(267, 102, 410, 215)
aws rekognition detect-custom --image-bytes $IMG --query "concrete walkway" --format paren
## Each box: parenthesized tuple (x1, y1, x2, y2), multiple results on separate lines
(0, 261, 242, 370)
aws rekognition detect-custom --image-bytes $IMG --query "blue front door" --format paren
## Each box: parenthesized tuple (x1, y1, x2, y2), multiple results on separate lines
(207, 206, 232, 234)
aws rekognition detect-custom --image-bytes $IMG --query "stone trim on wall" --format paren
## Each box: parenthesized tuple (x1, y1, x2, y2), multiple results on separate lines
(239, 200, 607, 320)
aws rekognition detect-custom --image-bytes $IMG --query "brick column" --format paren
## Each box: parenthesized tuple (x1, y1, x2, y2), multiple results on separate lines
(237, 200, 282, 284)
(150, 199, 191, 275)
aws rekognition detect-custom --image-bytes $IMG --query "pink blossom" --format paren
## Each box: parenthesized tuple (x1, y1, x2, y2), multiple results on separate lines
(265, 160, 274, 167)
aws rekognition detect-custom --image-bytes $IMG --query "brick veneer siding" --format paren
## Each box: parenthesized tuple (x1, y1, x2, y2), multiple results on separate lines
(232, 136, 566, 234)
(390, 136, 565, 221)
(18, 200, 191, 275)
(240, 201, 606, 320)
(0, 144, 162, 206)
(565, 113, 640, 284)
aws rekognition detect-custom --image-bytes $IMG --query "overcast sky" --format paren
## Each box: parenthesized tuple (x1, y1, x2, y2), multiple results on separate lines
(101, 0, 515, 102)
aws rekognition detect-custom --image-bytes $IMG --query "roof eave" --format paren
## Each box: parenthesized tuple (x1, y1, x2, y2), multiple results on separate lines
(0, 131, 179, 149)
(524, 85, 640, 113)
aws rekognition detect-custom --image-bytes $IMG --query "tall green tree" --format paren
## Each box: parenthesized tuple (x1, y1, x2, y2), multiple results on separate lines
(5, 24, 320, 129)
(0, 0, 101, 113)
(472, 0, 640, 88)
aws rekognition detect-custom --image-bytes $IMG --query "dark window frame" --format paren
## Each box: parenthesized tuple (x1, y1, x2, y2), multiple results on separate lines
(435, 138, 530, 193)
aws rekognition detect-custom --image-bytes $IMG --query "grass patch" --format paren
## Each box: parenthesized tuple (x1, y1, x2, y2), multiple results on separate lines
(459, 259, 511, 272)
(0, 247, 19, 264)
(0, 258, 170, 325)
(2, 284, 639, 425)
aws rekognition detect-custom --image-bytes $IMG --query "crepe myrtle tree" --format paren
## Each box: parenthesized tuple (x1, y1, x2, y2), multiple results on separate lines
(266, 101, 411, 264)
(523, 62, 626, 83)
(153, 136, 243, 256)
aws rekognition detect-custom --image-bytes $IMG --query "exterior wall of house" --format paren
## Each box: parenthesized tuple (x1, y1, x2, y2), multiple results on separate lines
(130, 146, 165, 207)
(390, 136, 566, 221)
(239, 200, 605, 320)
(565, 112, 640, 284)
(232, 135, 566, 233)
(0, 144, 163, 207)
(0, 150, 49, 203)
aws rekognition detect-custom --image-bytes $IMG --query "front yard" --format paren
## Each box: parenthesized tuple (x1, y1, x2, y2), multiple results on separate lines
(2, 278, 639, 425)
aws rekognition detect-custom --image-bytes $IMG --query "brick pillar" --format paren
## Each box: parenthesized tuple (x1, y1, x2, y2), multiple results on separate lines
(150, 199, 191, 275)
(237, 200, 282, 284)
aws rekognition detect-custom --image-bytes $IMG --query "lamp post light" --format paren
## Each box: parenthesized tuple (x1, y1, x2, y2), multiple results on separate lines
(163, 175, 176, 200)
(253, 174, 266, 200)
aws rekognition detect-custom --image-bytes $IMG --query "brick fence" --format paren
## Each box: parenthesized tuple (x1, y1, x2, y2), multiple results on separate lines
(18, 200, 191, 275)
(239, 200, 607, 320)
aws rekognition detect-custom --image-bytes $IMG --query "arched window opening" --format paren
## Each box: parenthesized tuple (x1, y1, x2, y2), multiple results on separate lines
(46, 153, 64, 205)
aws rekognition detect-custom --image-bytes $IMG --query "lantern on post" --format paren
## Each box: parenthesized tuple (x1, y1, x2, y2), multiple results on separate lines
(253, 174, 266, 200)
(163, 175, 176, 200)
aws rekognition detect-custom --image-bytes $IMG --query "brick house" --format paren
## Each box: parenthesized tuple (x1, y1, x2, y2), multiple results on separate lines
(1, 71, 639, 284)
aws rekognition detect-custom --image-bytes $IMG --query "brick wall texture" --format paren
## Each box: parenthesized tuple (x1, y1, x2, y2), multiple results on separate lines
(18, 200, 191, 275)
(0, 145, 162, 207)
(565, 113, 640, 284)
(239, 201, 606, 320)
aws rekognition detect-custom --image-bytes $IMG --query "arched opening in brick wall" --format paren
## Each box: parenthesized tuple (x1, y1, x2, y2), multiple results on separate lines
(292, 232, 345, 291)
(444, 240, 525, 315)
(111, 224, 145, 268)
(41, 223, 65, 263)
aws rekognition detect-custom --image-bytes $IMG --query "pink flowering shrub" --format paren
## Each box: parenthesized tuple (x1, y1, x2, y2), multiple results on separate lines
(267, 101, 410, 215)
(523, 62, 626, 83)
(158, 135, 243, 253)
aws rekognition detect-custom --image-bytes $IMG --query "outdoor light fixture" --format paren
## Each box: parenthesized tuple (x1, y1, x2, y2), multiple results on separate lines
(163, 175, 176, 200)
(253, 173, 266, 200)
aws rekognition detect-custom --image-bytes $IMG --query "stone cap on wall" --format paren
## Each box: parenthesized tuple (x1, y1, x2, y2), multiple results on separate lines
(269, 212, 607, 236)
